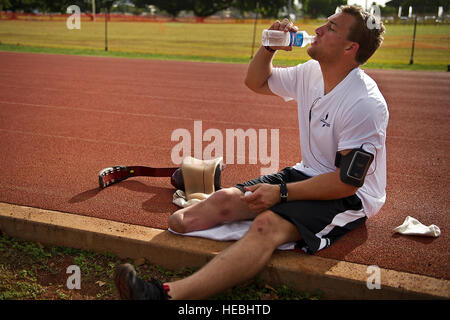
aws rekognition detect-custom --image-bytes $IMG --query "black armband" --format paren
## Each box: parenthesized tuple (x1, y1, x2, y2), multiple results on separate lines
(335, 146, 374, 187)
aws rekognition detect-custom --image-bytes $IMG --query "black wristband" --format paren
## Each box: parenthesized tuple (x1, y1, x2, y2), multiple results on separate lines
(264, 46, 276, 53)
(280, 182, 288, 203)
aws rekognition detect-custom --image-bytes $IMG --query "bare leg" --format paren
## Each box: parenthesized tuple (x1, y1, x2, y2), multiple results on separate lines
(169, 187, 257, 233)
(165, 211, 301, 300)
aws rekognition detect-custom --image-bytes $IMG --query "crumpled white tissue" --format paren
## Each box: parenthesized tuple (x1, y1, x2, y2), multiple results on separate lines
(393, 216, 441, 237)
(172, 190, 205, 208)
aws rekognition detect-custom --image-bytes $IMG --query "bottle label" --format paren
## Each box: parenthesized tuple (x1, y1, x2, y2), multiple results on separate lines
(289, 32, 304, 47)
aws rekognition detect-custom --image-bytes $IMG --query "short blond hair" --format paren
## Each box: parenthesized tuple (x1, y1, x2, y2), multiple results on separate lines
(340, 5, 385, 65)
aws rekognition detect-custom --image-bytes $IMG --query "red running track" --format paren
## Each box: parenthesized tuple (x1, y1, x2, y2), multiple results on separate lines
(0, 52, 449, 280)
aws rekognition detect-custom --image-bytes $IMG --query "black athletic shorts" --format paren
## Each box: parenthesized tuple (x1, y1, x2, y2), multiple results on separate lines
(234, 167, 366, 254)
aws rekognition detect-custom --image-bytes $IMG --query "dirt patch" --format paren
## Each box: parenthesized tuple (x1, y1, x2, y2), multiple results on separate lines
(0, 233, 319, 300)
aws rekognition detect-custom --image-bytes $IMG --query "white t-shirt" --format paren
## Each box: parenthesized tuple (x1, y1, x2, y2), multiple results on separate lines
(268, 60, 389, 218)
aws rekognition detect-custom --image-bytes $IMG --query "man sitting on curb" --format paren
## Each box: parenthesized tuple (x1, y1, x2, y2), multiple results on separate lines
(114, 5, 388, 300)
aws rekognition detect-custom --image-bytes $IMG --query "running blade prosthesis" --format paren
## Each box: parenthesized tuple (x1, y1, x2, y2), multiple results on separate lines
(97, 158, 224, 191)
(98, 165, 180, 189)
(98, 166, 132, 188)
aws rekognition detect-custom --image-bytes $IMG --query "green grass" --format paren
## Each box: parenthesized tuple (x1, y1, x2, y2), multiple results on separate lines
(0, 233, 321, 300)
(0, 20, 449, 71)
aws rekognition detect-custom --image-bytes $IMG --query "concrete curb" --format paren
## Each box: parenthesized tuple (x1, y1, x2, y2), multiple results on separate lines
(0, 202, 448, 300)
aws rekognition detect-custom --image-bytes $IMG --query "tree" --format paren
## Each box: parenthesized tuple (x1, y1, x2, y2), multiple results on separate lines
(379, 4, 396, 16)
(132, 0, 188, 18)
(38, 0, 114, 14)
(302, 0, 346, 18)
(188, 0, 233, 18)
(7, 0, 93, 14)
(0, 0, 12, 11)
(42, 1, 91, 13)
(4, 0, 42, 12)
(232, 0, 291, 18)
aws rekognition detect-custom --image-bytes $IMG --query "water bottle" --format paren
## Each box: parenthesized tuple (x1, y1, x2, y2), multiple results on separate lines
(262, 29, 314, 48)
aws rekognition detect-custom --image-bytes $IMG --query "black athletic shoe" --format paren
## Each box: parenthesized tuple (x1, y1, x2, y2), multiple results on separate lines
(114, 263, 170, 300)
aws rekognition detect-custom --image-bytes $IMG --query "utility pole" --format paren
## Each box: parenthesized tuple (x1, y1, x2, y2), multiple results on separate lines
(92, 0, 96, 22)
(104, 1, 114, 52)
(105, 6, 108, 51)
(250, 1, 259, 59)
(409, 15, 417, 65)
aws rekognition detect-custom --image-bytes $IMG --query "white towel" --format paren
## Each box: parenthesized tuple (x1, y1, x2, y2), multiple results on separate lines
(393, 216, 441, 237)
(169, 221, 297, 251)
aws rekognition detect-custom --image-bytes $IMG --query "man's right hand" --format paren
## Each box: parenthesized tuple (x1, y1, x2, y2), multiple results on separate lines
(268, 18, 299, 52)
(245, 19, 298, 94)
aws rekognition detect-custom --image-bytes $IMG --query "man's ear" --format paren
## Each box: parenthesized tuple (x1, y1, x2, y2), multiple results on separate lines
(344, 42, 359, 56)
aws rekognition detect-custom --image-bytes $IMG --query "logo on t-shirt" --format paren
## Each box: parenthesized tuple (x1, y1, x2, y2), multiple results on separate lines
(320, 113, 331, 127)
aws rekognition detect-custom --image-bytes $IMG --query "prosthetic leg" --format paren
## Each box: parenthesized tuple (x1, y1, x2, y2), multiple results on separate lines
(98, 157, 224, 200)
